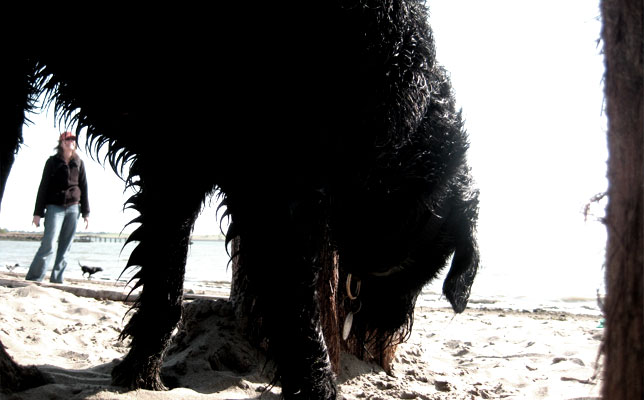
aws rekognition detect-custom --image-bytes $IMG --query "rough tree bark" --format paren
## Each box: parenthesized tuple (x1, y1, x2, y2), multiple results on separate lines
(600, 0, 643, 398)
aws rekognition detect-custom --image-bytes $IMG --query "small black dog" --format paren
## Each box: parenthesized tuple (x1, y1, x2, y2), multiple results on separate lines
(79, 262, 103, 279)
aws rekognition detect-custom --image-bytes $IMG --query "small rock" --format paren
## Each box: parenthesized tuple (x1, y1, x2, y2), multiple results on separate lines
(375, 380, 395, 390)
(236, 380, 250, 389)
(434, 380, 452, 392)
(453, 349, 469, 357)
(407, 347, 421, 357)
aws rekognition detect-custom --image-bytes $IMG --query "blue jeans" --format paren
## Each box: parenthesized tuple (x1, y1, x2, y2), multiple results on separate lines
(25, 204, 79, 283)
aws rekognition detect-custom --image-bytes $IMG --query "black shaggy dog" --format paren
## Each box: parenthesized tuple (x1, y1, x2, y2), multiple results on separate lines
(1, 2, 479, 398)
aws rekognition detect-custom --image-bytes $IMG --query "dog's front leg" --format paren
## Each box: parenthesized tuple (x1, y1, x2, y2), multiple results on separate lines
(111, 162, 211, 390)
(232, 198, 337, 400)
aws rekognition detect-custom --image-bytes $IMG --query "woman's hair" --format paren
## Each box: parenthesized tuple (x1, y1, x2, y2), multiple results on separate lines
(54, 134, 79, 159)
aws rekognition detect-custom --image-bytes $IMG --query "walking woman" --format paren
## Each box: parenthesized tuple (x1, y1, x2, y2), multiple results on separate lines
(25, 131, 90, 283)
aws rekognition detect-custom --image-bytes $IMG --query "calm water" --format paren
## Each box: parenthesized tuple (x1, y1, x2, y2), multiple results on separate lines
(0, 239, 232, 284)
(0, 239, 604, 316)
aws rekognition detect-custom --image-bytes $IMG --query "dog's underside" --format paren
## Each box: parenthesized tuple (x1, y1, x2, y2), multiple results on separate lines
(0, 2, 479, 398)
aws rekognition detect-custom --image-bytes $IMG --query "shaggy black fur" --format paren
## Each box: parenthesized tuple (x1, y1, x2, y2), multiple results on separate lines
(1, 2, 479, 398)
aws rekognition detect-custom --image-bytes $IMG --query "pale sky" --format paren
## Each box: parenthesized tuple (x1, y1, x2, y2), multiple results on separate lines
(1, 1, 607, 292)
(427, 0, 607, 296)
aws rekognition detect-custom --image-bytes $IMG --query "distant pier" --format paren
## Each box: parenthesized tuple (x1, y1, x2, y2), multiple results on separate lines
(74, 235, 126, 243)
(0, 232, 126, 243)
(0, 231, 224, 243)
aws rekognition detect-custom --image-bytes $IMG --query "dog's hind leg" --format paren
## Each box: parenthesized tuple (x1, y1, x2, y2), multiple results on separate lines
(230, 194, 337, 400)
(1, 58, 38, 210)
(0, 57, 52, 393)
(111, 161, 213, 390)
(0, 342, 52, 393)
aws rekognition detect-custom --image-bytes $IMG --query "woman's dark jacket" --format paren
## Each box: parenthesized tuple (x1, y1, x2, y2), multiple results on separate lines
(33, 154, 90, 218)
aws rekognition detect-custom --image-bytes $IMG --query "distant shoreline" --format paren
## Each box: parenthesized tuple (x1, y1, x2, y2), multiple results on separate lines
(0, 231, 225, 242)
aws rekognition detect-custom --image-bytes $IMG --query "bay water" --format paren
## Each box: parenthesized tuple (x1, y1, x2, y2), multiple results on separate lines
(0, 238, 604, 316)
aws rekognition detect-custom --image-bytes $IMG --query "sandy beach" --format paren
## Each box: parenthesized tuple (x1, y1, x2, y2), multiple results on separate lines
(0, 272, 603, 399)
